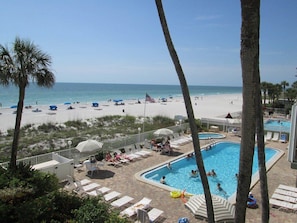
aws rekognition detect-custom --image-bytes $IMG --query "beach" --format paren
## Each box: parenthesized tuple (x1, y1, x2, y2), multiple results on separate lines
(0, 93, 242, 133)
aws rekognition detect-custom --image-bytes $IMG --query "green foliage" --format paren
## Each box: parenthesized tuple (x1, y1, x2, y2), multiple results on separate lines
(72, 197, 131, 223)
(153, 115, 175, 126)
(0, 163, 132, 222)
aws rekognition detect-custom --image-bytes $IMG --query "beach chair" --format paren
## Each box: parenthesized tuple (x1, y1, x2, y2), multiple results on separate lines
(86, 186, 111, 196)
(278, 184, 297, 193)
(136, 208, 164, 223)
(274, 188, 297, 198)
(74, 182, 101, 195)
(271, 193, 297, 203)
(265, 131, 272, 141)
(104, 191, 121, 202)
(110, 195, 134, 208)
(279, 134, 287, 143)
(270, 198, 297, 211)
(271, 132, 280, 142)
(120, 197, 152, 218)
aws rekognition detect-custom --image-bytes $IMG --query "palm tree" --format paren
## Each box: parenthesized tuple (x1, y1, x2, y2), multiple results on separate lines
(261, 81, 269, 106)
(155, 1, 215, 222)
(236, 0, 264, 222)
(281, 80, 289, 99)
(0, 37, 55, 171)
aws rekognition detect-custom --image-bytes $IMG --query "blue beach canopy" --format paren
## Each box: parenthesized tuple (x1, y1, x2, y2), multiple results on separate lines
(113, 99, 123, 103)
(64, 102, 71, 105)
(10, 105, 17, 108)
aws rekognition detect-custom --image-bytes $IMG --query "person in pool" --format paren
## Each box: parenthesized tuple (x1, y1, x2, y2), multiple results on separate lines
(190, 170, 198, 177)
(217, 183, 227, 195)
(207, 169, 217, 177)
(160, 176, 166, 184)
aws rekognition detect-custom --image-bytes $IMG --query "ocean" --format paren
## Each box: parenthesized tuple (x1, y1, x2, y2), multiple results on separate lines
(0, 83, 242, 108)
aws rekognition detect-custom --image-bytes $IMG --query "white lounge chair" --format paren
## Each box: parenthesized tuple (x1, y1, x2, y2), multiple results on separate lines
(104, 191, 121, 202)
(120, 197, 152, 217)
(86, 186, 111, 196)
(83, 160, 100, 177)
(271, 132, 279, 142)
(74, 182, 101, 194)
(270, 198, 297, 211)
(265, 131, 272, 141)
(278, 184, 297, 193)
(111, 195, 134, 208)
(274, 188, 297, 198)
(271, 193, 297, 203)
(136, 208, 164, 223)
(64, 175, 91, 190)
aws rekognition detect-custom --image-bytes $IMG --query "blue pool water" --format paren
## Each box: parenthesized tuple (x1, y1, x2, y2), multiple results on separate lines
(264, 119, 291, 133)
(198, 132, 225, 140)
(141, 141, 278, 198)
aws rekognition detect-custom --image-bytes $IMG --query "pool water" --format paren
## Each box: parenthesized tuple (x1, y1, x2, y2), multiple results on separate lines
(141, 142, 278, 198)
(198, 132, 225, 140)
(264, 119, 291, 133)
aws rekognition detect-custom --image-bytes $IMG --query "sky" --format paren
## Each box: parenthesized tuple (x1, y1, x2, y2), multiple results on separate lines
(1, 0, 297, 87)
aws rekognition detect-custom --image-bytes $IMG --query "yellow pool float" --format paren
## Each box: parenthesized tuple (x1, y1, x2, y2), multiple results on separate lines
(170, 190, 182, 198)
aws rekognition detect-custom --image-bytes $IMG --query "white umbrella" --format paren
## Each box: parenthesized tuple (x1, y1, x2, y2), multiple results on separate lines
(76, 139, 103, 153)
(185, 194, 235, 222)
(153, 128, 174, 136)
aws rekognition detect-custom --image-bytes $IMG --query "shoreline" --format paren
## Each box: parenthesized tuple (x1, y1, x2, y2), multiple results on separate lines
(0, 93, 242, 133)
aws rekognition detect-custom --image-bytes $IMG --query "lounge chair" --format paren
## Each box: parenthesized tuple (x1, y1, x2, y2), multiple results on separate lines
(265, 131, 272, 141)
(120, 197, 152, 218)
(271, 132, 280, 141)
(278, 184, 297, 193)
(271, 193, 297, 203)
(111, 195, 134, 208)
(279, 134, 287, 143)
(74, 182, 101, 194)
(136, 208, 164, 223)
(270, 198, 297, 211)
(86, 186, 111, 196)
(274, 188, 297, 198)
(64, 175, 91, 191)
(104, 191, 121, 202)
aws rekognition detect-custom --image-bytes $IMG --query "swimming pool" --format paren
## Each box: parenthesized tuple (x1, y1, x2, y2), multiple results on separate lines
(198, 132, 225, 140)
(264, 119, 291, 133)
(137, 141, 283, 202)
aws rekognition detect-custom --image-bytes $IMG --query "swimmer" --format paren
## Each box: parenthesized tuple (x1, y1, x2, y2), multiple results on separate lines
(235, 173, 239, 180)
(160, 176, 166, 184)
(207, 169, 217, 177)
(191, 169, 198, 177)
(217, 183, 227, 195)
(167, 162, 172, 170)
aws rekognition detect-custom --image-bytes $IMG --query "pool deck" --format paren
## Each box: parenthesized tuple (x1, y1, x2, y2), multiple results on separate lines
(73, 133, 296, 222)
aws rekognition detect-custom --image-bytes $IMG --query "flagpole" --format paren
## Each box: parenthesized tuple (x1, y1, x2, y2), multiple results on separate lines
(143, 94, 147, 134)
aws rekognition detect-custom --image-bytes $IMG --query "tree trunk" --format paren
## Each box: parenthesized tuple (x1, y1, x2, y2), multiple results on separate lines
(155, 0, 214, 222)
(10, 84, 25, 170)
(235, 0, 260, 222)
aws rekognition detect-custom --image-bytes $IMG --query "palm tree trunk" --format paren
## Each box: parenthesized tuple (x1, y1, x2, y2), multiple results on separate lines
(256, 84, 270, 222)
(236, 0, 260, 222)
(10, 85, 25, 170)
(155, 1, 214, 222)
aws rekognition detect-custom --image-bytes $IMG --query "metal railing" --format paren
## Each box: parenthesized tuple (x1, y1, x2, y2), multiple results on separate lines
(0, 123, 189, 169)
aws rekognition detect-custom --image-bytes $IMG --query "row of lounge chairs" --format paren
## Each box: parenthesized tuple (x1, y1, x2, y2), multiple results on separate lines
(65, 176, 164, 222)
(270, 184, 297, 212)
(265, 131, 287, 143)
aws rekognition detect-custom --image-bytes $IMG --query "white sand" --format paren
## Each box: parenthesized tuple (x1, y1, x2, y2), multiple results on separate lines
(0, 94, 242, 133)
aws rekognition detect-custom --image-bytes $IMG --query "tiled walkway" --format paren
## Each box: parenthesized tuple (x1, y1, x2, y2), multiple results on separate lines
(74, 134, 296, 222)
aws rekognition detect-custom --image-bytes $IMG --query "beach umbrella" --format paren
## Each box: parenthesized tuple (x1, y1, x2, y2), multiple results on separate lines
(185, 194, 235, 222)
(113, 99, 123, 103)
(10, 105, 17, 109)
(153, 128, 174, 136)
(75, 139, 104, 153)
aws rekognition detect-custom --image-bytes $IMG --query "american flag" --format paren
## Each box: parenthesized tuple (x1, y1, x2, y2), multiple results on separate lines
(145, 93, 155, 103)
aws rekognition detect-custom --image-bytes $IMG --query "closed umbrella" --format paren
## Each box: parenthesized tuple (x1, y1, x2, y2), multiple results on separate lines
(185, 194, 235, 222)
(76, 139, 103, 153)
(153, 128, 174, 136)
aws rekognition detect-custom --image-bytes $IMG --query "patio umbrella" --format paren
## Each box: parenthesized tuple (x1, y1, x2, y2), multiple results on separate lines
(153, 128, 174, 136)
(185, 194, 235, 222)
(76, 139, 104, 153)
